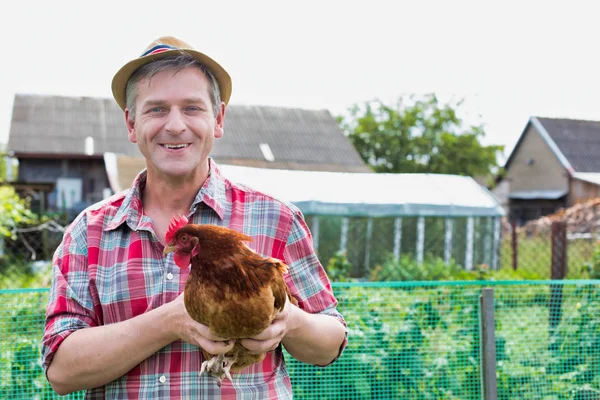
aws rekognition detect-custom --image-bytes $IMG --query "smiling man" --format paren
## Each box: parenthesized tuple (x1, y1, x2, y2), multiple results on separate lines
(41, 36, 347, 399)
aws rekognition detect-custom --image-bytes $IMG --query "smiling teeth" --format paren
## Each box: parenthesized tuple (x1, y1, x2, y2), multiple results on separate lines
(164, 144, 188, 149)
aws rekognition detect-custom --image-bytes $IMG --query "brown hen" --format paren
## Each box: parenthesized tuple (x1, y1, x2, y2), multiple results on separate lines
(163, 215, 297, 387)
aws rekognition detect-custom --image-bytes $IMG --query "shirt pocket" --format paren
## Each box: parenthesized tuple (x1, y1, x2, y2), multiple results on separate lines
(95, 235, 164, 323)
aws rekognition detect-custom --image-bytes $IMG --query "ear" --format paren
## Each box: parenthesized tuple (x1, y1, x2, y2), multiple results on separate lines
(125, 109, 137, 143)
(191, 242, 200, 258)
(213, 102, 225, 139)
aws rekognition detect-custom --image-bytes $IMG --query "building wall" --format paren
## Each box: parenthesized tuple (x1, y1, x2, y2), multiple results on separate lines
(18, 158, 110, 214)
(508, 198, 567, 225)
(491, 180, 509, 215)
(504, 124, 571, 225)
(569, 179, 600, 206)
(506, 125, 569, 193)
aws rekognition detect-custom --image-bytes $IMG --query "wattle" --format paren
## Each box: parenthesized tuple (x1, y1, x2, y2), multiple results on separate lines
(174, 251, 191, 269)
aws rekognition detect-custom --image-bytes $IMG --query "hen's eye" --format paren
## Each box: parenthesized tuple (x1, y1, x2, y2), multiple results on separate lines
(181, 235, 188, 242)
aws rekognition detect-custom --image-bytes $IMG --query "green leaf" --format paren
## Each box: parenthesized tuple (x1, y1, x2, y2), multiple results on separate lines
(339, 94, 504, 178)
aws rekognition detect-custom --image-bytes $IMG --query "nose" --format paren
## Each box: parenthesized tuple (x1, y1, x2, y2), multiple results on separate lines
(165, 108, 186, 135)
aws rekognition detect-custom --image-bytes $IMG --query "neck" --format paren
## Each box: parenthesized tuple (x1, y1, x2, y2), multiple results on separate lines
(142, 160, 210, 216)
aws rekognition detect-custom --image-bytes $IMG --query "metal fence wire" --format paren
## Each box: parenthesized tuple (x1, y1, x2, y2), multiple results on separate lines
(3, 281, 600, 399)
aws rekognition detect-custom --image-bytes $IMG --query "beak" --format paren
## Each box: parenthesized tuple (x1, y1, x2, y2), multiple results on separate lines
(163, 244, 177, 255)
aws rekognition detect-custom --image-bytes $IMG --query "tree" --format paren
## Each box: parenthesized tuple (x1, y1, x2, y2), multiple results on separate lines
(339, 94, 504, 177)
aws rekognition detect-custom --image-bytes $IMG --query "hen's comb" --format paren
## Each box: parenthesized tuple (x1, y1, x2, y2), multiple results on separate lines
(165, 215, 189, 244)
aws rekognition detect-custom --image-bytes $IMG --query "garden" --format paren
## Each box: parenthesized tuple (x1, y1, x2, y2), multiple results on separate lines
(3, 184, 600, 399)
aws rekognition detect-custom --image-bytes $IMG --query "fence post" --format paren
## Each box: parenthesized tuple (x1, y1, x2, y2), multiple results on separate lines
(416, 216, 425, 265)
(484, 217, 493, 268)
(480, 287, 497, 400)
(393, 217, 402, 260)
(492, 217, 501, 270)
(511, 221, 518, 270)
(340, 217, 349, 252)
(549, 220, 567, 343)
(466, 217, 474, 270)
(364, 217, 373, 272)
(311, 216, 320, 253)
(444, 218, 453, 266)
(551, 220, 567, 280)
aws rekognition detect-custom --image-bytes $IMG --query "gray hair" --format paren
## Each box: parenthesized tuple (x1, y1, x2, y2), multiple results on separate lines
(125, 53, 221, 122)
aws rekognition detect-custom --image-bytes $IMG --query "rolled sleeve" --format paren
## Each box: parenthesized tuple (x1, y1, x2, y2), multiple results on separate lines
(41, 216, 99, 373)
(283, 210, 348, 364)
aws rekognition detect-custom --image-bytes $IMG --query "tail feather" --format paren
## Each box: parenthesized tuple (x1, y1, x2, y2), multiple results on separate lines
(266, 258, 298, 310)
(267, 257, 289, 274)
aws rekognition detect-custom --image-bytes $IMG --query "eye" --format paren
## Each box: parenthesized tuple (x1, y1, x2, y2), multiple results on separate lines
(180, 235, 188, 242)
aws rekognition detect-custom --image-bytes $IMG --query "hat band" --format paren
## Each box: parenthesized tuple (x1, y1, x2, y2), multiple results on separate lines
(140, 44, 178, 57)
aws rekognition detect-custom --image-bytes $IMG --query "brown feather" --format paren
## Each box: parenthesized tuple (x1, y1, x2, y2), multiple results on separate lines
(171, 224, 296, 372)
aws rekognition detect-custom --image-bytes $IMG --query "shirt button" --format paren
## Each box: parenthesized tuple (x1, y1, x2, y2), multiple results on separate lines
(159, 375, 166, 383)
(166, 272, 174, 280)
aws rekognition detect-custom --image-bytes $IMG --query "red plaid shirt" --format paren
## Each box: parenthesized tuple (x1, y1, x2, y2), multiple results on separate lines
(42, 159, 347, 399)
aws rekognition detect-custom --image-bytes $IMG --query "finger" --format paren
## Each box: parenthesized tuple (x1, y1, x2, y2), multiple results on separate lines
(247, 326, 276, 341)
(195, 324, 230, 342)
(197, 337, 236, 354)
(240, 338, 280, 354)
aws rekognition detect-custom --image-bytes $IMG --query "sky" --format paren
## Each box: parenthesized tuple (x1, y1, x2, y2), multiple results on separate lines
(2, 0, 600, 164)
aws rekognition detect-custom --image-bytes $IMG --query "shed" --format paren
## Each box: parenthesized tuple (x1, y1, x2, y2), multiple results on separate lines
(218, 165, 505, 274)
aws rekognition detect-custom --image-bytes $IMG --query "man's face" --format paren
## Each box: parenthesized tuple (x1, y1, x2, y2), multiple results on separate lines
(125, 66, 224, 182)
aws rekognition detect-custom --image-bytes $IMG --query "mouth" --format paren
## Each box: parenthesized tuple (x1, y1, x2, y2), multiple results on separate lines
(163, 244, 177, 255)
(160, 143, 190, 150)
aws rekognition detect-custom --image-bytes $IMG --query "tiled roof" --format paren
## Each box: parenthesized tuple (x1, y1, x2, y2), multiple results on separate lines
(8, 94, 370, 172)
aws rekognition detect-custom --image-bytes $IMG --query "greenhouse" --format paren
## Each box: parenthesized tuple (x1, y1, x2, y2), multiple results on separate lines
(219, 165, 506, 275)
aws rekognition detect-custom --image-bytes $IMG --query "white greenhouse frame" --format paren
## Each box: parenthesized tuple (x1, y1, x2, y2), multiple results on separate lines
(218, 164, 505, 271)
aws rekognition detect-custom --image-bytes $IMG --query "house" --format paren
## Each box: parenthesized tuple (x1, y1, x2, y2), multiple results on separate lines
(496, 116, 600, 224)
(7, 94, 369, 218)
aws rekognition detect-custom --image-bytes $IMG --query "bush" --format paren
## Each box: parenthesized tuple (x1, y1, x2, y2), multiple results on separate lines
(369, 254, 476, 282)
(584, 241, 600, 279)
(325, 251, 355, 282)
(0, 186, 37, 239)
(286, 285, 483, 399)
(325, 250, 550, 283)
(0, 260, 52, 289)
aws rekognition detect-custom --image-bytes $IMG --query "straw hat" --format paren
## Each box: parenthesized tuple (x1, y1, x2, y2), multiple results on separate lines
(111, 36, 232, 110)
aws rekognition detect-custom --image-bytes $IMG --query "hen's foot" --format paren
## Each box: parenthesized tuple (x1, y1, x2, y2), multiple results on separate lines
(199, 354, 237, 387)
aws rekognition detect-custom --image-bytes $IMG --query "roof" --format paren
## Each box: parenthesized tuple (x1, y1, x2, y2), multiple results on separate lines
(211, 105, 370, 172)
(508, 190, 568, 200)
(219, 165, 505, 217)
(505, 116, 600, 173)
(8, 94, 139, 157)
(572, 172, 600, 186)
(8, 94, 370, 172)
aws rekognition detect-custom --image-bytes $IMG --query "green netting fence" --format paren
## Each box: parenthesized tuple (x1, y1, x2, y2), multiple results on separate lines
(2, 281, 600, 399)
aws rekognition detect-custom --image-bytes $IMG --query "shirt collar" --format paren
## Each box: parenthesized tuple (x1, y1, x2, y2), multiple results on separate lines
(105, 158, 227, 232)
(190, 158, 227, 220)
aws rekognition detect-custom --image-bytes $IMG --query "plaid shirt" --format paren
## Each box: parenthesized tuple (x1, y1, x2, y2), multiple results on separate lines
(42, 159, 347, 399)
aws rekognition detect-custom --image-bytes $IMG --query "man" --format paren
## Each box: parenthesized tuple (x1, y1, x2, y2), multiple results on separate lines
(42, 36, 347, 399)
